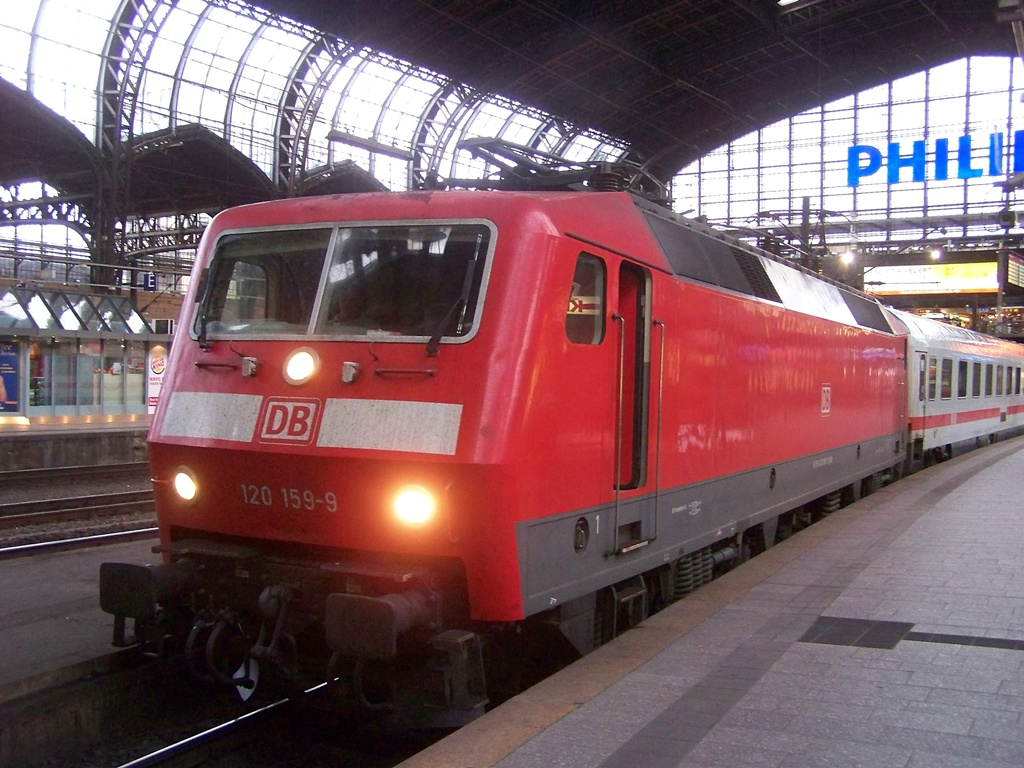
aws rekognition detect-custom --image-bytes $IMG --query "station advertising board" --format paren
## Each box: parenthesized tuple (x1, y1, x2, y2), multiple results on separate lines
(147, 345, 167, 414)
(0, 342, 17, 412)
(865, 262, 999, 296)
(848, 130, 1024, 186)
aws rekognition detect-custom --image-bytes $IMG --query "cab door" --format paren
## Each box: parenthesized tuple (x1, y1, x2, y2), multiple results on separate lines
(610, 261, 658, 553)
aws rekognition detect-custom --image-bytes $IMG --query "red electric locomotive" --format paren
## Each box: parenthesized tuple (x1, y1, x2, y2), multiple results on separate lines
(100, 189, 949, 720)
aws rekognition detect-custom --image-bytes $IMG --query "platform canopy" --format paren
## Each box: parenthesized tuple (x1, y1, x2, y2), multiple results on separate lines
(0, 286, 151, 337)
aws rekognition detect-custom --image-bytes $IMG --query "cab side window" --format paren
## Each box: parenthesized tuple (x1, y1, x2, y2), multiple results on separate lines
(566, 253, 606, 345)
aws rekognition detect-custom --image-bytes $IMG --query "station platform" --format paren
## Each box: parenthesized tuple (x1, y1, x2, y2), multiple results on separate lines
(400, 436, 1024, 768)
(0, 538, 155, 704)
(0, 416, 149, 470)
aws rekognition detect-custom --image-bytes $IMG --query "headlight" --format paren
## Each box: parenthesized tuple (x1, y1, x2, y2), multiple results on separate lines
(394, 485, 436, 525)
(283, 347, 319, 385)
(173, 469, 198, 501)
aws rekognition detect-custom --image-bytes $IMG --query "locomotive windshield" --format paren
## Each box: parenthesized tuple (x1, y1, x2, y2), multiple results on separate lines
(195, 222, 491, 342)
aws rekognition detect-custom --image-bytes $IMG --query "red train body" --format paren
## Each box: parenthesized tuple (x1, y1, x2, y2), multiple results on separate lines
(99, 190, 1024, 720)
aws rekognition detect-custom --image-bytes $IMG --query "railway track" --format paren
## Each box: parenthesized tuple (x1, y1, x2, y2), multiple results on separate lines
(0, 460, 151, 487)
(110, 686, 445, 768)
(0, 489, 156, 529)
(113, 696, 291, 768)
(0, 528, 158, 560)
(0, 462, 158, 556)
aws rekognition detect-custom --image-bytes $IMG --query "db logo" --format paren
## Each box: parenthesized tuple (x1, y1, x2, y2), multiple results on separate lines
(258, 398, 321, 444)
(821, 384, 832, 416)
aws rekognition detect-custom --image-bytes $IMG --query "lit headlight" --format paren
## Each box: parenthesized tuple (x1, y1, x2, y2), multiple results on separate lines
(283, 347, 319, 385)
(394, 485, 436, 525)
(173, 469, 198, 501)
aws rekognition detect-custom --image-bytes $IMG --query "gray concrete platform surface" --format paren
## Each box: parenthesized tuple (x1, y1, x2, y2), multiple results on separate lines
(400, 436, 1024, 768)
(0, 538, 156, 704)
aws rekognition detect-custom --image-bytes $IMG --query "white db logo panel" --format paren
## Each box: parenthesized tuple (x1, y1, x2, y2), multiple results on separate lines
(259, 398, 321, 445)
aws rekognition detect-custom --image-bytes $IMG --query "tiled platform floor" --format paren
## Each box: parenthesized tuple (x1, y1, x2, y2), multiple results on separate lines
(401, 436, 1024, 768)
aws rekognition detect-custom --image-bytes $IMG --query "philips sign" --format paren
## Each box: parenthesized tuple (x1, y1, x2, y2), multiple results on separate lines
(847, 131, 1024, 187)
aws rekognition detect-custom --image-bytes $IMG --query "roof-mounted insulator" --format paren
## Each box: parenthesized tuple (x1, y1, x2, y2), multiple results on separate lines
(589, 164, 625, 192)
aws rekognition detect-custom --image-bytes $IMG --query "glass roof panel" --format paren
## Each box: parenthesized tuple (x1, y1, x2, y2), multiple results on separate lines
(231, 24, 306, 174)
(376, 73, 443, 149)
(47, 292, 83, 330)
(94, 297, 130, 333)
(179, 7, 262, 129)
(25, 294, 58, 329)
(4, 0, 121, 140)
(497, 112, 544, 145)
(0, 290, 33, 329)
(69, 295, 107, 332)
(116, 300, 151, 334)
(464, 102, 515, 141)
(0, 9, 35, 89)
(338, 58, 405, 135)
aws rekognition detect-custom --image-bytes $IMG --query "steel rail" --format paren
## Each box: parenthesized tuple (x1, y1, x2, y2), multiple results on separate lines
(0, 490, 156, 527)
(111, 685, 338, 768)
(0, 528, 158, 560)
(0, 461, 150, 485)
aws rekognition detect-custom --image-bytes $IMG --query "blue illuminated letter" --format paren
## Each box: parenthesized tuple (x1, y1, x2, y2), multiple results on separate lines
(989, 133, 1004, 176)
(934, 138, 949, 181)
(847, 145, 882, 187)
(957, 135, 983, 179)
(887, 140, 926, 184)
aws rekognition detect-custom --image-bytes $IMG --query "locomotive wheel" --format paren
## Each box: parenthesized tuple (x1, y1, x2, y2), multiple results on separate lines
(185, 620, 216, 682)
(206, 618, 253, 688)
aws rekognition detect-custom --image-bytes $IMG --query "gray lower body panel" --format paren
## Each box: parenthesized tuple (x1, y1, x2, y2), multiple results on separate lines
(517, 435, 900, 617)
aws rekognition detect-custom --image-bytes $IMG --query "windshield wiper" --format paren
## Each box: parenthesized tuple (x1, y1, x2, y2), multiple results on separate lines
(195, 267, 213, 351)
(426, 233, 483, 357)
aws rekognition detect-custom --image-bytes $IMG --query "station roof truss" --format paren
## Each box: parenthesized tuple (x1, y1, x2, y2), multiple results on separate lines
(0, 0, 1016, 282)
(250, 0, 1016, 182)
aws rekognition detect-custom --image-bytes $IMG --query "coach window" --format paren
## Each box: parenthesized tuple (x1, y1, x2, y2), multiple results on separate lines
(1017, 367, 1021, 395)
(997, 365, 1004, 396)
(1006, 366, 1013, 396)
(940, 358, 952, 399)
(928, 356, 937, 400)
(985, 364, 994, 397)
(973, 362, 982, 397)
(917, 354, 926, 401)
(957, 360, 968, 399)
(566, 253, 606, 345)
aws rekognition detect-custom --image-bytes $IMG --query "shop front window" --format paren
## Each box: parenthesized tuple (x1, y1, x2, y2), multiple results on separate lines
(52, 341, 76, 412)
(102, 340, 125, 411)
(78, 340, 102, 412)
(29, 342, 51, 409)
(125, 342, 147, 413)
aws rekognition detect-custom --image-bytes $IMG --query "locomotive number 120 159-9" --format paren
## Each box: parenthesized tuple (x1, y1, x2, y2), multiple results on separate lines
(240, 483, 338, 513)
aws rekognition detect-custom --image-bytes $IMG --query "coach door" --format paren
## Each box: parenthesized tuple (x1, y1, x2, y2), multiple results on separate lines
(610, 261, 657, 554)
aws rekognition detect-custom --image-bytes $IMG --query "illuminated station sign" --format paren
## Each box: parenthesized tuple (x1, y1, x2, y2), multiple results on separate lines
(848, 130, 1024, 186)
(866, 263, 1000, 296)
(865, 255, 1024, 297)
